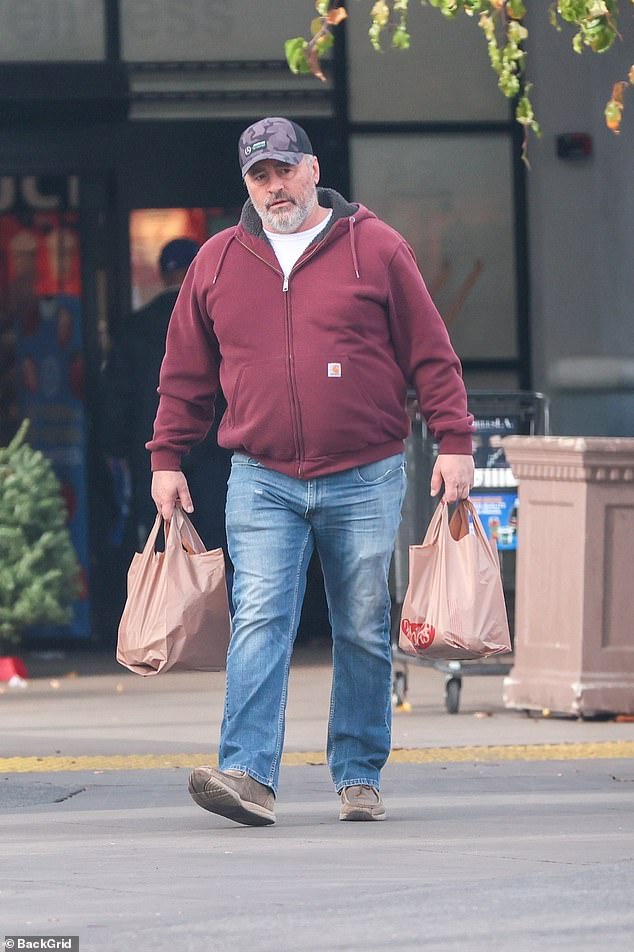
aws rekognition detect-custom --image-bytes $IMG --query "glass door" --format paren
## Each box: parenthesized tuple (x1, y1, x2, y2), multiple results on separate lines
(0, 173, 91, 639)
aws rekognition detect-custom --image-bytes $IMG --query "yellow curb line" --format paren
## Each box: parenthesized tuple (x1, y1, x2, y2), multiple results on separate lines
(1, 741, 633, 774)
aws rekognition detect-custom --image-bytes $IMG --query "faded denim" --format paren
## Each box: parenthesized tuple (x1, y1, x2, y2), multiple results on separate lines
(219, 452, 406, 795)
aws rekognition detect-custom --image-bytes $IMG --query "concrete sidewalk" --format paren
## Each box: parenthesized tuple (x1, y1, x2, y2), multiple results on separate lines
(2, 643, 634, 761)
(2, 645, 634, 952)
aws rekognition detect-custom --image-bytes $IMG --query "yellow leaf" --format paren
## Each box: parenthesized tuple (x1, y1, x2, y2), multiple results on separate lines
(326, 7, 348, 25)
(612, 80, 627, 105)
(604, 84, 626, 133)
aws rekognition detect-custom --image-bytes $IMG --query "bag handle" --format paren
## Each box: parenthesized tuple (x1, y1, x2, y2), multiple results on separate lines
(170, 506, 206, 556)
(423, 500, 470, 546)
(455, 499, 500, 563)
(421, 501, 445, 546)
(457, 499, 488, 544)
(141, 508, 206, 557)
(141, 513, 164, 556)
(422, 500, 498, 562)
(449, 502, 470, 541)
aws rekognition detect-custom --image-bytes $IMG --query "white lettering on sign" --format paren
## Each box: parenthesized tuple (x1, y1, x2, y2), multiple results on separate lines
(0, 177, 16, 212)
(473, 468, 518, 489)
(121, 0, 311, 61)
(0, 176, 79, 212)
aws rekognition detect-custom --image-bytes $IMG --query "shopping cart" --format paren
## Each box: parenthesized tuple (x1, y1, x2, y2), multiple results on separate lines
(390, 390, 550, 713)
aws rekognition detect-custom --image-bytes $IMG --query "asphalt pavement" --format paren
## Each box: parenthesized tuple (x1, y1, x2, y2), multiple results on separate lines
(1, 645, 634, 952)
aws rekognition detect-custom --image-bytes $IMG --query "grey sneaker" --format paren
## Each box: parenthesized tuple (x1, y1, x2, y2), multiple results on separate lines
(339, 785, 386, 821)
(188, 767, 276, 826)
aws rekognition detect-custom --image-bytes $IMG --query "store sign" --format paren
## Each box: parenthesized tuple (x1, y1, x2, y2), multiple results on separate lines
(0, 176, 79, 212)
(121, 0, 310, 61)
(0, 0, 104, 61)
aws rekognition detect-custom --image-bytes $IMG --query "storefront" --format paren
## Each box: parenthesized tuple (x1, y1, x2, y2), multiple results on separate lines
(0, 1, 528, 644)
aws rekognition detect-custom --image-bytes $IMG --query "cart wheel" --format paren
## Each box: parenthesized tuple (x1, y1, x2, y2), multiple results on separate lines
(445, 677, 461, 714)
(392, 670, 407, 707)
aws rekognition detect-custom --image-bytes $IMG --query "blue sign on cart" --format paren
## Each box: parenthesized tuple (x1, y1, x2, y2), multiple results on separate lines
(470, 492, 518, 551)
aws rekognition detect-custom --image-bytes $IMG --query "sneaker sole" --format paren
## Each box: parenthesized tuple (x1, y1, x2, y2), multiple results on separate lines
(188, 773, 275, 827)
(339, 808, 386, 821)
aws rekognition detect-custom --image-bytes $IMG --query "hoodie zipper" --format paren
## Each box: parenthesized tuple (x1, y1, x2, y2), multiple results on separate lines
(237, 220, 353, 479)
(281, 271, 305, 477)
(236, 235, 304, 473)
(281, 221, 352, 477)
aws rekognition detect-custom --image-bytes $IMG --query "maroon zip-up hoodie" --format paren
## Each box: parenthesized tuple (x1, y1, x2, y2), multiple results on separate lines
(148, 188, 473, 479)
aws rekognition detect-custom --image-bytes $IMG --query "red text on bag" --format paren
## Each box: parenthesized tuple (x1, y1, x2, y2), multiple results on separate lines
(400, 618, 436, 649)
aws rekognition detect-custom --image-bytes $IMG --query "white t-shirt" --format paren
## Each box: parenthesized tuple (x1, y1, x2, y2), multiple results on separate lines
(264, 209, 333, 279)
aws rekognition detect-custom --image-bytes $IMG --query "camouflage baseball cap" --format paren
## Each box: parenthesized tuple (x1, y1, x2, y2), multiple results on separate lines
(238, 117, 313, 177)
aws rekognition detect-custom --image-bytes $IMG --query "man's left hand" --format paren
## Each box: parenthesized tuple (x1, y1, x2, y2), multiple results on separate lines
(430, 454, 474, 502)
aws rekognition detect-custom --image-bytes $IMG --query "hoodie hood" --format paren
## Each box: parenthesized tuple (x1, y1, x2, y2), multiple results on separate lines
(239, 187, 361, 239)
(211, 188, 375, 285)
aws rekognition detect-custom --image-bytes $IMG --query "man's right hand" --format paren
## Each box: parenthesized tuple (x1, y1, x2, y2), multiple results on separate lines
(151, 470, 194, 521)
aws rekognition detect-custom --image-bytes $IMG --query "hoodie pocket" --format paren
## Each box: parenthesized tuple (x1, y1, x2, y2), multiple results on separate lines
(294, 353, 408, 460)
(220, 358, 297, 461)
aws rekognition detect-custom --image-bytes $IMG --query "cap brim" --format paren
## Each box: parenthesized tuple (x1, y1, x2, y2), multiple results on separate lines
(241, 150, 305, 177)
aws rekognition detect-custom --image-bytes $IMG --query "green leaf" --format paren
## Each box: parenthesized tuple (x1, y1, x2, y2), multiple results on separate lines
(392, 27, 411, 50)
(507, 0, 526, 19)
(315, 32, 335, 53)
(285, 37, 311, 75)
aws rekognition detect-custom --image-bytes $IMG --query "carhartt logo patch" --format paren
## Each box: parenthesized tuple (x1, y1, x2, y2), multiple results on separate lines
(327, 363, 342, 377)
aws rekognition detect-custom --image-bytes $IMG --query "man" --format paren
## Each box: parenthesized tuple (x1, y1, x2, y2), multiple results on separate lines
(101, 238, 231, 552)
(148, 117, 474, 826)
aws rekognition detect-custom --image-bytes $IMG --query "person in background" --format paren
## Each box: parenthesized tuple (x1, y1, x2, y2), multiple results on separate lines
(149, 118, 474, 827)
(101, 238, 231, 552)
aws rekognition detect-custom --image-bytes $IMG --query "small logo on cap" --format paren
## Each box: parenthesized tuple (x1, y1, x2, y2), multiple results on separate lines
(327, 363, 342, 377)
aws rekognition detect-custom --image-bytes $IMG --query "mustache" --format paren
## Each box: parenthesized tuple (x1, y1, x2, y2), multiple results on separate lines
(266, 192, 296, 210)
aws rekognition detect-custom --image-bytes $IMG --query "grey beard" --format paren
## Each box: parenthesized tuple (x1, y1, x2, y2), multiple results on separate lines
(257, 192, 317, 234)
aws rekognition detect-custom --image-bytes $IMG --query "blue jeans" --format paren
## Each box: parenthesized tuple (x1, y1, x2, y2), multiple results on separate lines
(219, 451, 406, 795)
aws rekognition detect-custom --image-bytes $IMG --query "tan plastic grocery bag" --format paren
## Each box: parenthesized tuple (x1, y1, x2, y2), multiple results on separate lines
(399, 499, 511, 661)
(117, 508, 230, 675)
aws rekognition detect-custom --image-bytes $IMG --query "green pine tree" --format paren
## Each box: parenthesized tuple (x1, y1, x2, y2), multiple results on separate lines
(0, 420, 81, 649)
